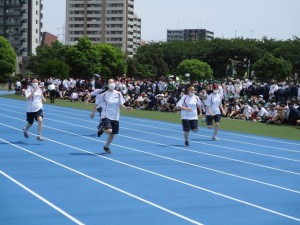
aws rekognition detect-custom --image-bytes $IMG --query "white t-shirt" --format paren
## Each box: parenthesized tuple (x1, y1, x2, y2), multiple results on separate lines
(96, 90, 125, 121)
(243, 106, 253, 118)
(268, 109, 277, 117)
(176, 95, 201, 120)
(70, 92, 79, 100)
(258, 107, 268, 117)
(269, 85, 278, 99)
(48, 84, 55, 90)
(205, 93, 222, 116)
(25, 87, 43, 112)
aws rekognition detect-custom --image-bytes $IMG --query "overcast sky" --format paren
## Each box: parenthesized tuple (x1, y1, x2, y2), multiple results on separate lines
(43, 0, 300, 42)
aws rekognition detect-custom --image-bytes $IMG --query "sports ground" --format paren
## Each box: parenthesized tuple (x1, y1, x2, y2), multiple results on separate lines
(0, 96, 300, 225)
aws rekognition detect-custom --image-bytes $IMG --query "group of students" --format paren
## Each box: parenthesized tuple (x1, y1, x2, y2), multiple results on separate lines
(176, 84, 225, 146)
(22, 79, 225, 153)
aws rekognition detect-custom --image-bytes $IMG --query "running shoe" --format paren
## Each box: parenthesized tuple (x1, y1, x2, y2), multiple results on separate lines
(185, 141, 189, 146)
(36, 135, 43, 141)
(212, 137, 219, 141)
(103, 146, 111, 154)
(23, 128, 29, 138)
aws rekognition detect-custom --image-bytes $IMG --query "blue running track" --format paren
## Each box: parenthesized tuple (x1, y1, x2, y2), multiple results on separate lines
(0, 95, 300, 225)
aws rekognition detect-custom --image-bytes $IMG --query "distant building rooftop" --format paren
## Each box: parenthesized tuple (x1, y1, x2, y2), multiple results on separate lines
(41, 32, 58, 46)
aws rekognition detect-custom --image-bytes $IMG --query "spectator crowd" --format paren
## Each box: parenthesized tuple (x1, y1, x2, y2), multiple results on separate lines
(12, 75, 300, 126)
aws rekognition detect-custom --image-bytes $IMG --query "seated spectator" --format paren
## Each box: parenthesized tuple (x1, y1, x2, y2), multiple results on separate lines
(15, 80, 21, 95)
(132, 94, 144, 109)
(62, 89, 71, 100)
(287, 102, 300, 125)
(235, 103, 253, 120)
(255, 103, 268, 122)
(165, 94, 177, 112)
(139, 94, 150, 110)
(147, 91, 157, 110)
(70, 90, 79, 102)
(270, 102, 288, 125)
(265, 103, 278, 123)
(123, 94, 132, 107)
(228, 99, 240, 118)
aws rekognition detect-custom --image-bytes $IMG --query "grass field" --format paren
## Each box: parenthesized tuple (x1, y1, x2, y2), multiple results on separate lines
(1, 93, 299, 141)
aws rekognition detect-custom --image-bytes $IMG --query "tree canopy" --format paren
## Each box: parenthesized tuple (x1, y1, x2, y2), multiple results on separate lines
(177, 59, 213, 81)
(28, 36, 127, 79)
(8, 36, 300, 81)
(130, 37, 300, 81)
(253, 54, 292, 81)
(0, 36, 16, 81)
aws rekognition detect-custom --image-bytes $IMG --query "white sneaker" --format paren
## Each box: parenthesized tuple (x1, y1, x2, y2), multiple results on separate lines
(212, 137, 219, 141)
(36, 135, 43, 141)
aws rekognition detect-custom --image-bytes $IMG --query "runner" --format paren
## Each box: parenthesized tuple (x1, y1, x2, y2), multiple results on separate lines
(90, 79, 132, 154)
(205, 84, 226, 140)
(23, 79, 46, 141)
(176, 86, 202, 146)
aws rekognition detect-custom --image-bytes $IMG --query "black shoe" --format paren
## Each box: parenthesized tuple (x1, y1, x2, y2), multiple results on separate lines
(104, 146, 111, 154)
(185, 141, 189, 146)
(97, 127, 104, 137)
(23, 128, 29, 138)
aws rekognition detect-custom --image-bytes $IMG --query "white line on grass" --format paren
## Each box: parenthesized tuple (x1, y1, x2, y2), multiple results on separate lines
(0, 170, 85, 225)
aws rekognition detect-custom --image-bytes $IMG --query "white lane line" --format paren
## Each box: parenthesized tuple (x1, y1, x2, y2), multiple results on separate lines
(1, 101, 299, 154)
(1, 100, 299, 147)
(31, 105, 300, 149)
(121, 117, 300, 145)
(1, 114, 300, 178)
(4, 100, 300, 151)
(1, 107, 299, 163)
(37, 124, 300, 193)
(1, 116, 300, 197)
(1, 135, 300, 223)
(38, 102, 300, 146)
(121, 126, 300, 163)
(0, 170, 85, 225)
(0, 138, 204, 225)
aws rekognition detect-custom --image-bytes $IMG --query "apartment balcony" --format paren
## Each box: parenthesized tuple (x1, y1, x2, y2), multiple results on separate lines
(5, 21, 22, 27)
(0, 2, 23, 8)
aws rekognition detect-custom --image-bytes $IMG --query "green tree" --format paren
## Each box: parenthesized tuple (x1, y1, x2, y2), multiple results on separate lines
(134, 43, 169, 77)
(253, 54, 292, 81)
(64, 36, 102, 79)
(28, 41, 67, 77)
(36, 59, 69, 79)
(95, 43, 127, 78)
(177, 59, 213, 81)
(274, 37, 300, 76)
(0, 36, 16, 81)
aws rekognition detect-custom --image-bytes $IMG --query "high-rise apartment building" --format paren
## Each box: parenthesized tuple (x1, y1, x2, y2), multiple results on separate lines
(65, 0, 141, 57)
(0, 0, 43, 56)
(167, 29, 214, 42)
